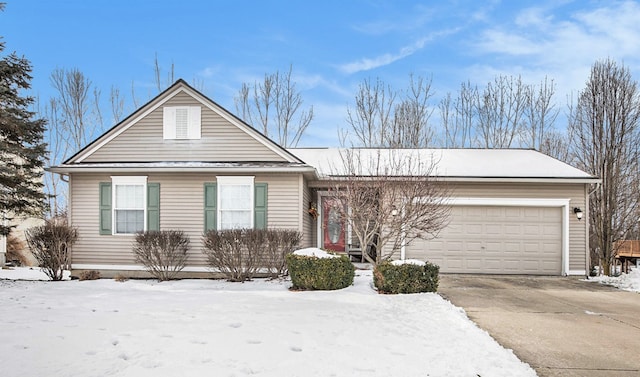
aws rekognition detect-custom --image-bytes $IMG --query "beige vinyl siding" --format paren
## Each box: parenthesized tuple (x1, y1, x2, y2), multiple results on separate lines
(84, 92, 287, 163)
(69, 172, 304, 267)
(400, 182, 588, 273)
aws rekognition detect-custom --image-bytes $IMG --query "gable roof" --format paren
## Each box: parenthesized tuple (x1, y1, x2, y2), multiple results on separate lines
(63, 79, 302, 165)
(288, 148, 599, 183)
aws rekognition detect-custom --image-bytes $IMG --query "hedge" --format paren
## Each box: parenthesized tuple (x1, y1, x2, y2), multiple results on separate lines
(286, 253, 355, 290)
(373, 261, 439, 294)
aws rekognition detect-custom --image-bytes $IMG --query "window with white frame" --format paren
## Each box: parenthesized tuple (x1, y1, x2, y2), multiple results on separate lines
(163, 106, 201, 140)
(217, 176, 254, 229)
(112, 176, 147, 234)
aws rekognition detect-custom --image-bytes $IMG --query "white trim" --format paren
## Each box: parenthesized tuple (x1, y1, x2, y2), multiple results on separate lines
(444, 197, 570, 207)
(111, 176, 148, 235)
(316, 191, 327, 248)
(72, 84, 299, 164)
(432, 197, 571, 276)
(216, 176, 254, 230)
(568, 269, 587, 276)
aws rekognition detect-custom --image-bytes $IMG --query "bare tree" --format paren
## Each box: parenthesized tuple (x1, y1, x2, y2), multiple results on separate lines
(42, 68, 103, 217)
(439, 81, 477, 148)
(153, 52, 175, 93)
(476, 75, 527, 148)
(345, 77, 394, 147)
(568, 58, 640, 275)
(234, 65, 313, 147)
(388, 74, 435, 148)
(328, 149, 450, 265)
(522, 77, 560, 150)
(345, 75, 435, 148)
(110, 85, 125, 124)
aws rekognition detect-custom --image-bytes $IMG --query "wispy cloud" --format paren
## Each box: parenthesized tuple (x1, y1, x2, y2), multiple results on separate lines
(471, 1, 640, 95)
(352, 5, 436, 35)
(339, 29, 459, 75)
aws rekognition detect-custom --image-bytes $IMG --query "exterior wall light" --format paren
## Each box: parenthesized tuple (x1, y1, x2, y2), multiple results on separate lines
(573, 207, 583, 221)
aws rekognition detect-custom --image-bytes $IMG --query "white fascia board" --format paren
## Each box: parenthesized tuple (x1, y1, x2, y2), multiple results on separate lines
(49, 165, 317, 175)
(440, 177, 600, 184)
(446, 197, 570, 207)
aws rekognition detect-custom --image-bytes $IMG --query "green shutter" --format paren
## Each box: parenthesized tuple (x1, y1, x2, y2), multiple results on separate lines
(204, 183, 217, 231)
(254, 183, 268, 229)
(147, 183, 160, 231)
(99, 182, 112, 235)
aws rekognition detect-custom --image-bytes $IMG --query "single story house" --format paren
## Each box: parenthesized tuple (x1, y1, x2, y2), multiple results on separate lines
(50, 79, 599, 277)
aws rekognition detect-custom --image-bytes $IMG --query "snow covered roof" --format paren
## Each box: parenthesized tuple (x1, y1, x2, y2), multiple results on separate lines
(288, 148, 599, 182)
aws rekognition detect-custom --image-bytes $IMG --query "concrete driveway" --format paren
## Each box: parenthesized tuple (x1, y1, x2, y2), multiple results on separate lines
(439, 275, 640, 377)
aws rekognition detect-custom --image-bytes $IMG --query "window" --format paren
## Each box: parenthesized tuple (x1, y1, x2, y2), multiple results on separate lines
(217, 176, 254, 229)
(112, 176, 147, 234)
(163, 106, 201, 140)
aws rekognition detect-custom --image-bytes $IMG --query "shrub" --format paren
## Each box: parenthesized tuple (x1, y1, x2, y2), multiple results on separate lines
(286, 253, 355, 290)
(373, 261, 439, 294)
(133, 230, 189, 281)
(6, 234, 27, 266)
(78, 270, 101, 281)
(264, 229, 301, 277)
(25, 220, 78, 281)
(202, 228, 301, 282)
(114, 274, 129, 282)
(203, 228, 259, 282)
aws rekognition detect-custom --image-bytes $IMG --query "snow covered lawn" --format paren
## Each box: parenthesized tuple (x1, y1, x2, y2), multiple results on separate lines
(0, 268, 535, 377)
(589, 267, 640, 292)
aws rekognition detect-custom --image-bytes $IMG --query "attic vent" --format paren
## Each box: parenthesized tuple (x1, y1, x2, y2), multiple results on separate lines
(175, 108, 189, 139)
(163, 106, 202, 140)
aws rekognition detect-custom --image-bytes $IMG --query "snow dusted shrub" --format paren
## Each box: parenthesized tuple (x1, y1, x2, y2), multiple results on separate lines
(202, 229, 302, 281)
(25, 220, 78, 281)
(264, 229, 301, 277)
(286, 250, 355, 290)
(373, 260, 439, 294)
(78, 270, 101, 281)
(133, 230, 190, 281)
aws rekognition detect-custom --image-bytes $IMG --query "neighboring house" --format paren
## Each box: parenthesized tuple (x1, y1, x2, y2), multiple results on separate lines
(49, 79, 599, 277)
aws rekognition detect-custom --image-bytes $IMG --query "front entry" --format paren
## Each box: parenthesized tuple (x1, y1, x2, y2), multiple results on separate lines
(321, 197, 346, 252)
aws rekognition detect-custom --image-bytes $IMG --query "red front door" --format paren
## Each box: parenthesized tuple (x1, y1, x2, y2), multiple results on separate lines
(322, 197, 345, 252)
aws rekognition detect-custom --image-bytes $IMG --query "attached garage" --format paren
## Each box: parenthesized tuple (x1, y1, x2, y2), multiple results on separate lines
(291, 148, 600, 276)
(409, 204, 564, 275)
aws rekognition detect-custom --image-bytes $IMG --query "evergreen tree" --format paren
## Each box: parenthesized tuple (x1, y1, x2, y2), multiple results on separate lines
(0, 17, 48, 236)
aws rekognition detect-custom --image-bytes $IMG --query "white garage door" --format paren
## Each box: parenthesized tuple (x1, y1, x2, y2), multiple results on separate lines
(408, 206, 562, 275)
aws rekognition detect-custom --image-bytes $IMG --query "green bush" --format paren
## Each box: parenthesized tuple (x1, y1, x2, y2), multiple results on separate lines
(373, 261, 439, 294)
(286, 253, 355, 290)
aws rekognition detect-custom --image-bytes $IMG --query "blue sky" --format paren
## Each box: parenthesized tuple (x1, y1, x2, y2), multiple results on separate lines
(4, 0, 640, 147)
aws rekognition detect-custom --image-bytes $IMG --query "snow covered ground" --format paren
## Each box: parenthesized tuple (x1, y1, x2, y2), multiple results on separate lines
(589, 267, 640, 292)
(0, 267, 535, 377)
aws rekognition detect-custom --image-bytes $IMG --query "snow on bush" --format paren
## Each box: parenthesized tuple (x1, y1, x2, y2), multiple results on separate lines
(292, 247, 339, 258)
(391, 259, 426, 266)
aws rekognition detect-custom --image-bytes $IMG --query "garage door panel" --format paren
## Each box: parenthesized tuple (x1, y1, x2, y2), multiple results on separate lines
(408, 205, 562, 275)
